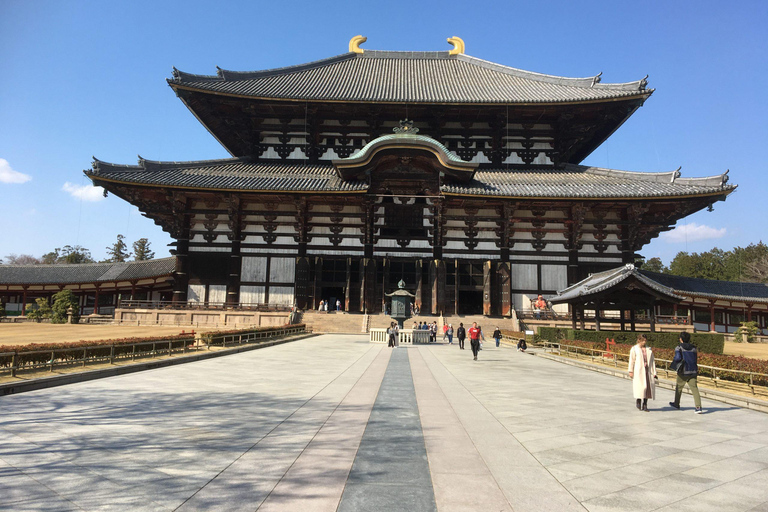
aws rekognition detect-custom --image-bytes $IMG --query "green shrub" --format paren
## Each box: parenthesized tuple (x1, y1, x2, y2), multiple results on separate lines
(51, 290, 80, 324)
(556, 329, 724, 355)
(25, 298, 52, 321)
(733, 322, 759, 343)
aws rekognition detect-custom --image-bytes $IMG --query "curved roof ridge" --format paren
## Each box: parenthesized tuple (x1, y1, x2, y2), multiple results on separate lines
(571, 164, 734, 188)
(91, 157, 142, 174)
(338, 132, 472, 167)
(138, 155, 254, 171)
(456, 54, 648, 91)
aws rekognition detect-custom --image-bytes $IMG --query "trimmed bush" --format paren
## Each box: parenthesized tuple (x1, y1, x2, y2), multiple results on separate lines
(536, 328, 723, 355)
(200, 324, 304, 346)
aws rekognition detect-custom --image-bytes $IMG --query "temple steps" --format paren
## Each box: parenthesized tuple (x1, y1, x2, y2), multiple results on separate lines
(297, 311, 521, 334)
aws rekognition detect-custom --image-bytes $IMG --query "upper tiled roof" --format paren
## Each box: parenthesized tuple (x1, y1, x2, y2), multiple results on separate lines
(553, 264, 684, 303)
(169, 51, 652, 104)
(640, 271, 768, 303)
(0, 258, 176, 285)
(87, 157, 734, 199)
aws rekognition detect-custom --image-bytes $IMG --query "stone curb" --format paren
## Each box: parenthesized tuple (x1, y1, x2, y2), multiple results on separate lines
(0, 333, 317, 396)
(533, 350, 768, 414)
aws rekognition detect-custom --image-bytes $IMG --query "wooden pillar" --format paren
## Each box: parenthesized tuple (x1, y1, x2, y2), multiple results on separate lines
(226, 240, 241, 306)
(454, 260, 460, 315)
(579, 307, 585, 330)
(571, 305, 577, 330)
(172, 238, 190, 304)
(595, 302, 601, 332)
(360, 258, 376, 313)
(710, 302, 716, 332)
(344, 257, 352, 312)
(93, 285, 100, 315)
(382, 258, 389, 313)
(130, 281, 137, 301)
(630, 309, 636, 331)
(483, 260, 492, 316)
(429, 259, 446, 316)
(747, 304, 753, 322)
(649, 304, 656, 332)
(414, 259, 423, 311)
(21, 287, 28, 316)
(498, 262, 511, 317)
(295, 257, 311, 310)
(620, 309, 626, 331)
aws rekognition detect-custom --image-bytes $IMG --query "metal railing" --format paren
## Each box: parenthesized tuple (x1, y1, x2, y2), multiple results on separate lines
(0, 325, 306, 378)
(542, 341, 768, 395)
(117, 300, 292, 312)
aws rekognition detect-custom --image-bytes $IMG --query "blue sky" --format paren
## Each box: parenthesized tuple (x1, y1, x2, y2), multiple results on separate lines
(1, 0, 766, 263)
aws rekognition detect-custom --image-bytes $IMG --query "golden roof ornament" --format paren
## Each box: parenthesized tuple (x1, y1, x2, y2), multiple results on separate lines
(447, 36, 465, 55)
(393, 119, 419, 134)
(349, 35, 367, 54)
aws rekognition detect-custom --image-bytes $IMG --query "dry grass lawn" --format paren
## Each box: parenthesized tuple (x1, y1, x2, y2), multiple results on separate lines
(0, 323, 217, 347)
(723, 341, 768, 360)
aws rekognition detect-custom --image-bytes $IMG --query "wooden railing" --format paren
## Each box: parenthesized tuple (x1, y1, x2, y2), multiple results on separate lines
(542, 341, 768, 395)
(369, 329, 431, 344)
(0, 326, 306, 378)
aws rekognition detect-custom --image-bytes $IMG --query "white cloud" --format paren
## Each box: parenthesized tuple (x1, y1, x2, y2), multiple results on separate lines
(0, 158, 32, 184)
(62, 182, 105, 202)
(661, 222, 726, 243)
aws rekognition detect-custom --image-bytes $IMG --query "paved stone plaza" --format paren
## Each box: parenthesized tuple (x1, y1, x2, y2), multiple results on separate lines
(1, 335, 768, 511)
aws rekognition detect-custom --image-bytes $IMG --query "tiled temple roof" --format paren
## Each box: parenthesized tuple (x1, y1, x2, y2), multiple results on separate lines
(0, 258, 176, 285)
(553, 265, 684, 303)
(87, 157, 733, 199)
(640, 271, 768, 304)
(169, 50, 652, 104)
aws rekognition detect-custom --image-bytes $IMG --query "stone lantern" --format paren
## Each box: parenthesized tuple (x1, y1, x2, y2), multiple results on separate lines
(385, 279, 414, 328)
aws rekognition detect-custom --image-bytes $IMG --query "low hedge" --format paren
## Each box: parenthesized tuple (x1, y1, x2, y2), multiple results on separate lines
(536, 327, 724, 355)
(553, 339, 768, 386)
(0, 334, 196, 369)
(200, 324, 304, 346)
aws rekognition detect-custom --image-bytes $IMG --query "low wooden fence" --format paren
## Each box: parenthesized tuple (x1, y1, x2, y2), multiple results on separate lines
(369, 329, 431, 344)
(0, 325, 306, 378)
(542, 341, 768, 396)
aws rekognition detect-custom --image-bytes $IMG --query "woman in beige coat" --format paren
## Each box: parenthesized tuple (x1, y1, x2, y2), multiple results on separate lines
(628, 334, 657, 411)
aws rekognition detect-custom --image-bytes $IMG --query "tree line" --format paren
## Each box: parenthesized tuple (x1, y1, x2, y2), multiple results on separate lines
(638, 242, 768, 283)
(2, 235, 155, 265)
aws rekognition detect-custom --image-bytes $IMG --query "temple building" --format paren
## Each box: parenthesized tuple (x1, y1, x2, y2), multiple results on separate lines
(82, 36, 735, 317)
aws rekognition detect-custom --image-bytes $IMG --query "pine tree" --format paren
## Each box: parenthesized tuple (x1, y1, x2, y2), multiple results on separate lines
(132, 238, 155, 261)
(105, 235, 130, 263)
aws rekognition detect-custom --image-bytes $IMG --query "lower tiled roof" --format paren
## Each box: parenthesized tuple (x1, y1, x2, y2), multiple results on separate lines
(640, 271, 768, 303)
(0, 258, 176, 285)
(553, 264, 683, 303)
(87, 158, 734, 199)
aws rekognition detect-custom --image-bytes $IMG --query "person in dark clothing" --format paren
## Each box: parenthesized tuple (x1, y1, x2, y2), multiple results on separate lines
(517, 338, 527, 352)
(669, 332, 703, 413)
(457, 323, 466, 350)
(387, 322, 395, 348)
(493, 327, 502, 348)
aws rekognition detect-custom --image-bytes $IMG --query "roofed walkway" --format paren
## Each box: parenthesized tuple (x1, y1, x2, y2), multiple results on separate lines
(2, 336, 768, 511)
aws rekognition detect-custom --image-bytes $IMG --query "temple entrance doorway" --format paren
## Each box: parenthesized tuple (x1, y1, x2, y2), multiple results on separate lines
(458, 290, 483, 315)
(320, 286, 345, 311)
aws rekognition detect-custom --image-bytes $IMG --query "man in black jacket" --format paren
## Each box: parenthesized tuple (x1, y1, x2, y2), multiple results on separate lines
(669, 332, 703, 414)
(457, 323, 466, 350)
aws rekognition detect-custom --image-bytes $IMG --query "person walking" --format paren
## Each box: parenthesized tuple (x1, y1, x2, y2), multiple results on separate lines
(447, 324, 454, 344)
(442, 323, 449, 342)
(493, 327, 502, 348)
(457, 323, 466, 350)
(468, 322, 481, 360)
(393, 322, 400, 347)
(628, 334, 657, 412)
(336, 299, 341, 312)
(669, 332, 703, 413)
(387, 322, 395, 348)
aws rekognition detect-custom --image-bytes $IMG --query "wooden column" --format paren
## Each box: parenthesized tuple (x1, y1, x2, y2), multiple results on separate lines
(414, 259, 423, 311)
(630, 309, 637, 331)
(710, 302, 716, 332)
(595, 302, 601, 332)
(579, 307, 585, 330)
(295, 257, 311, 310)
(620, 309, 626, 331)
(21, 287, 28, 316)
(382, 258, 389, 313)
(498, 262, 511, 317)
(483, 260, 492, 316)
(649, 305, 656, 332)
(429, 259, 446, 316)
(172, 237, 190, 304)
(747, 304, 753, 322)
(226, 240, 242, 306)
(93, 285, 100, 315)
(571, 305, 577, 330)
(130, 281, 137, 301)
(344, 257, 352, 312)
(313, 257, 322, 309)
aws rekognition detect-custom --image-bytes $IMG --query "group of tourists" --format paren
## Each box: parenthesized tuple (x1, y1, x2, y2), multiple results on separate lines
(628, 331, 703, 414)
(412, 321, 440, 343)
(316, 299, 342, 312)
(386, 321, 399, 348)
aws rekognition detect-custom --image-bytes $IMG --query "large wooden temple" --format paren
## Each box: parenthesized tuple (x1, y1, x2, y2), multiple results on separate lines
(86, 36, 735, 317)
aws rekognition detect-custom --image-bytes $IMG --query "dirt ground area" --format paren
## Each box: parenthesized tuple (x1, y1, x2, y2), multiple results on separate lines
(723, 341, 768, 360)
(0, 323, 216, 346)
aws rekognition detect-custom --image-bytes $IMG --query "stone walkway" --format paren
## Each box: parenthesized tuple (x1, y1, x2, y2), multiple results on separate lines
(1, 335, 768, 511)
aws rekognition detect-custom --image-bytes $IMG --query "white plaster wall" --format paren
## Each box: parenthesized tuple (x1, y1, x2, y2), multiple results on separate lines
(240, 286, 265, 304)
(241, 257, 267, 282)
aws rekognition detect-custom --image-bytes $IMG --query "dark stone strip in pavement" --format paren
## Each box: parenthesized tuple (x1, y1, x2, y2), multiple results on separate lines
(338, 348, 437, 512)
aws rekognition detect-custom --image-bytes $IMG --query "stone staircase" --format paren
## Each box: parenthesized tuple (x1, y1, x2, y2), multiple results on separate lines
(298, 310, 521, 335)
